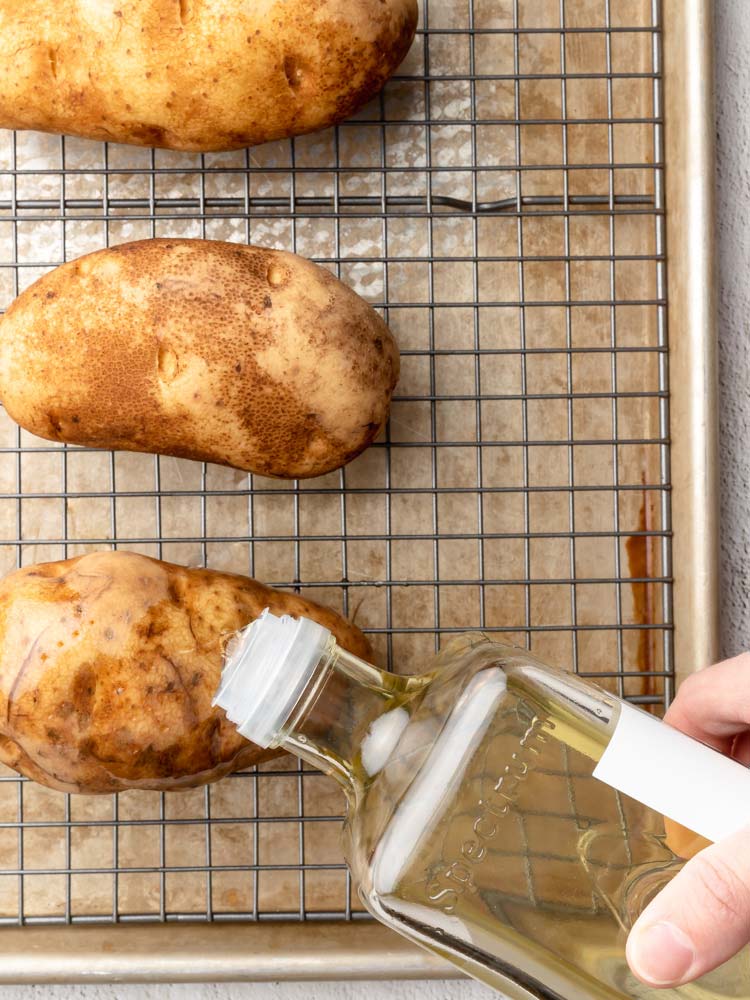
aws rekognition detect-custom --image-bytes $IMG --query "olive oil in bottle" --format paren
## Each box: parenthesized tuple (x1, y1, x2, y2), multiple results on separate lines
(214, 613, 750, 1000)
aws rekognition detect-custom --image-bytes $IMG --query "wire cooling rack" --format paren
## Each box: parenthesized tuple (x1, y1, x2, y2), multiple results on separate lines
(0, 0, 671, 929)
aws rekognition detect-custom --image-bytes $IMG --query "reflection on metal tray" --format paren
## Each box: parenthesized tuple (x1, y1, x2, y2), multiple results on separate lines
(0, 0, 717, 983)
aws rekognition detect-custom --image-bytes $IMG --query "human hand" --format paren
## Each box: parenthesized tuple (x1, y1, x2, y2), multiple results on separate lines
(626, 653, 750, 988)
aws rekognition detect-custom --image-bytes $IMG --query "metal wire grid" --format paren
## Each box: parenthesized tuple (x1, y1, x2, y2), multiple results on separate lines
(449, 735, 643, 919)
(0, 0, 670, 926)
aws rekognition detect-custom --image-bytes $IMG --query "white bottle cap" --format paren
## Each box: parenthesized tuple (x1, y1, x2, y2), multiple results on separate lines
(212, 608, 332, 748)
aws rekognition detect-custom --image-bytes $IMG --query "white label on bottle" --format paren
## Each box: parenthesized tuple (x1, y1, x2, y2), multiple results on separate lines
(593, 703, 750, 844)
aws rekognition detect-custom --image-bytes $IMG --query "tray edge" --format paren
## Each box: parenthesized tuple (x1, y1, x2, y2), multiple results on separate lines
(0, 921, 459, 984)
(0, 0, 718, 983)
(665, 0, 721, 685)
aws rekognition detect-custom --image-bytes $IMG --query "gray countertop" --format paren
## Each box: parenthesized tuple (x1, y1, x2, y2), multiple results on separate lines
(0, 983, 485, 1000)
(1, 2, 743, 997)
(715, 0, 749, 658)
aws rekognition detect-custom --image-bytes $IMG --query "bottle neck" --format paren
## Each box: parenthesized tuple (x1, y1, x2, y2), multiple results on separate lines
(278, 642, 424, 797)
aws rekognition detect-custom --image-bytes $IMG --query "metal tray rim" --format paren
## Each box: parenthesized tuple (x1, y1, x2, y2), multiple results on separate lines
(0, 0, 718, 983)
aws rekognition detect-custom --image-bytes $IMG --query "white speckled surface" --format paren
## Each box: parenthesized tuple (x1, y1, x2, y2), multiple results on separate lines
(0, 2, 741, 997)
(0, 985, 488, 1000)
(715, 0, 750, 658)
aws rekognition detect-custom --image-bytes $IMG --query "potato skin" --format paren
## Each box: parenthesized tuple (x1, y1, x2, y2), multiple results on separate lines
(0, 0, 417, 151)
(0, 551, 371, 794)
(0, 239, 399, 479)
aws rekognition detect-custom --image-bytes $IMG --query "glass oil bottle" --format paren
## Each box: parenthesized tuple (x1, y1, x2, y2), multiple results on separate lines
(214, 610, 750, 1000)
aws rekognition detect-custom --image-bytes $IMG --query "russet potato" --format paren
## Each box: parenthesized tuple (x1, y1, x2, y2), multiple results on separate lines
(0, 551, 371, 793)
(0, 238, 400, 478)
(0, 0, 418, 151)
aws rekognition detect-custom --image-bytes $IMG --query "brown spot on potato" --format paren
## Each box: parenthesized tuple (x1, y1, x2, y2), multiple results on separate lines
(129, 123, 168, 146)
(283, 54, 304, 91)
(45, 409, 63, 437)
(133, 742, 181, 777)
(71, 665, 96, 723)
(178, 0, 190, 26)
(136, 612, 168, 641)
(47, 46, 58, 80)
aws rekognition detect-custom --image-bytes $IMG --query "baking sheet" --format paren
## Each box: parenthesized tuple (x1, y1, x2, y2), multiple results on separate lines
(0, 0, 713, 979)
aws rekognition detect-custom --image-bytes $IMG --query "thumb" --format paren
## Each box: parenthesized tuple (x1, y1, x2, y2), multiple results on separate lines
(627, 825, 750, 987)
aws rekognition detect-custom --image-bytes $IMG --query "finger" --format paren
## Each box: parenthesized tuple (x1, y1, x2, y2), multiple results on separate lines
(665, 652, 750, 755)
(731, 730, 750, 766)
(627, 825, 750, 987)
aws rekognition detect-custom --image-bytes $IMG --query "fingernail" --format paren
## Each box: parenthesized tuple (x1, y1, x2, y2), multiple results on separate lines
(627, 921, 696, 986)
